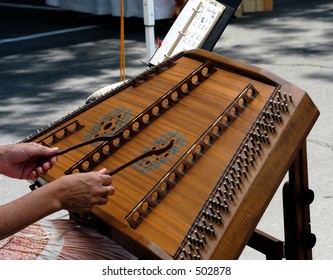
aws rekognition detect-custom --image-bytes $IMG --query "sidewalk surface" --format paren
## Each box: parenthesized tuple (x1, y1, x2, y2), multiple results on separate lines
(0, 0, 332, 259)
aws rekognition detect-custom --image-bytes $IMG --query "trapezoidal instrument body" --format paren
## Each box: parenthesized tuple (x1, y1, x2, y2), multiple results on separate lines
(24, 49, 319, 259)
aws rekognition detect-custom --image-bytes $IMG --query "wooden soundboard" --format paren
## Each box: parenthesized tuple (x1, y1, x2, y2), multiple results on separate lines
(24, 49, 319, 259)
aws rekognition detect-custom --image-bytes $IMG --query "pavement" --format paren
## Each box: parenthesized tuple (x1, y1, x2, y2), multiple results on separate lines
(0, 0, 332, 260)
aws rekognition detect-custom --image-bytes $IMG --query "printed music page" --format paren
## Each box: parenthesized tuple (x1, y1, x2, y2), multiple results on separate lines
(149, 0, 226, 66)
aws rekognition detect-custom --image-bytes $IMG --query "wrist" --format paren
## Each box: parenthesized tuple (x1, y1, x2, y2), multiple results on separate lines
(41, 180, 63, 212)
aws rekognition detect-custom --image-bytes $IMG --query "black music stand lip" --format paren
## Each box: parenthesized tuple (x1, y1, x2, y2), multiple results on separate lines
(201, 0, 243, 52)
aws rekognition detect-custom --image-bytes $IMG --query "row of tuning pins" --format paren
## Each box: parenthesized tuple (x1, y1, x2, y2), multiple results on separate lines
(253, 90, 292, 145)
(264, 89, 292, 122)
(179, 222, 214, 259)
(178, 184, 236, 259)
(230, 126, 271, 184)
(179, 172, 245, 259)
(179, 90, 293, 260)
(24, 122, 52, 141)
(220, 91, 292, 190)
(215, 91, 293, 209)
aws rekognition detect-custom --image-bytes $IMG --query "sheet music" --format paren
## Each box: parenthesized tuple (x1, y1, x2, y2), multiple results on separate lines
(149, 0, 226, 66)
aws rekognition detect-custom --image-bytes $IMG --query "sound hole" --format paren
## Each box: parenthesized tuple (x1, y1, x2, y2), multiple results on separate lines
(133, 131, 186, 173)
(99, 114, 123, 136)
(103, 122, 114, 131)
(84, 107, 132, 145)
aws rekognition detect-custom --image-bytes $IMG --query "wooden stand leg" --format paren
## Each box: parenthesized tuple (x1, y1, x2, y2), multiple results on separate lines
(283, 141, 316, 259)
(247, 229, 284, 259)
(248, 141, 316, 260)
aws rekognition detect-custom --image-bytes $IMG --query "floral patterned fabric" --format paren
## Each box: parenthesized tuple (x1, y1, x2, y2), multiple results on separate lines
(0, 219, 136, 260)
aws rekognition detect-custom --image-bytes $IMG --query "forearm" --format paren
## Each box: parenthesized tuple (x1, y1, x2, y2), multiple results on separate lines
(0, 170, 112, 240)
(0, 183, 62, 240)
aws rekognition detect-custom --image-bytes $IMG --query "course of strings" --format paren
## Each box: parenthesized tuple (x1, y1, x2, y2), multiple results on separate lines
(25, 50, 300, 259)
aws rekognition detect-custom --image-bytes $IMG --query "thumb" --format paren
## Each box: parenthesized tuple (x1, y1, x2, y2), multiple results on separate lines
(34, 145, 59, 157)
(43, 146, 59, 155)
(98, 168, 107, 174)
